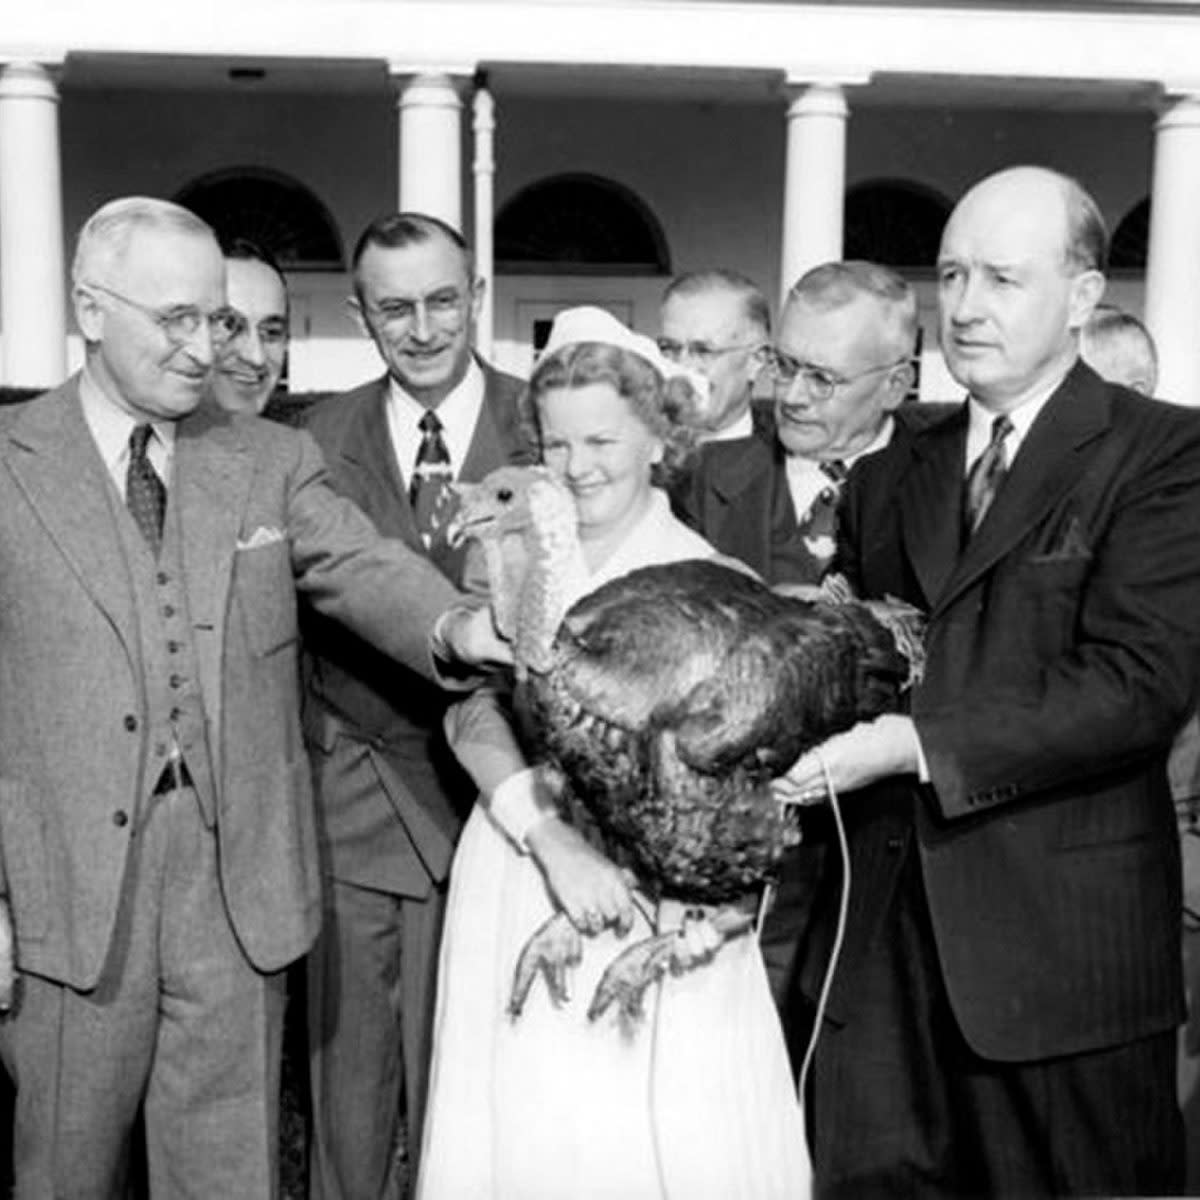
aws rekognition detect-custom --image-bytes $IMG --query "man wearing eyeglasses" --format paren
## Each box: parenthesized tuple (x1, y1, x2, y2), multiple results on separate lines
(757, 261, 929, 1046)
(783, 168, 1200, 1198)
(659, 271, 791, 581)
(210, 239, 290, 415)
(0, 196, 507, 1198)
(300, 211, 528, 1199)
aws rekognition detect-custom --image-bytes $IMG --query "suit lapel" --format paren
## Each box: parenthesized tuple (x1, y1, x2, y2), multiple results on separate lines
(900, 406, 968, 609)
(934, 363, 1110, 615)
(173, 407, 255, 649)
(337, 377, 420, 542)
(458, 363, 522, 482)
(3, 379, 138, 652)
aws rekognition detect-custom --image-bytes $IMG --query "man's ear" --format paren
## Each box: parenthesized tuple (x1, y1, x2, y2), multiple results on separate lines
(746, 341, 771, 385)
(881, 361, 915, 411)
(73, 284, 105, 343)
(346, 294, 369, 338)
(1068, 269, 1106, 331)
(470, 276, 487, 323)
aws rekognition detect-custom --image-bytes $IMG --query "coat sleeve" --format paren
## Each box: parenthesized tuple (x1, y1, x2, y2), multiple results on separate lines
(283, 427, 463, 683)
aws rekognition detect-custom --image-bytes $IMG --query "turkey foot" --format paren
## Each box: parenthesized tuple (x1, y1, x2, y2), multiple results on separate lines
(588, 906, 755, 1024)
(509, 911, 583, 1018)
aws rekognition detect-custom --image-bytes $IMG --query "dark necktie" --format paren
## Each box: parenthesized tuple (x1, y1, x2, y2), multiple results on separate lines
(410, 409, 454, 548)
(805, 458, 849, 541)
(126, 423, 166, 555)
(963, 414, 1013, 538)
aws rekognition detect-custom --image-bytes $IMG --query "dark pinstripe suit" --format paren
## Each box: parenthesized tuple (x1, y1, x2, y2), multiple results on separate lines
(799, 362, 1200, 1197)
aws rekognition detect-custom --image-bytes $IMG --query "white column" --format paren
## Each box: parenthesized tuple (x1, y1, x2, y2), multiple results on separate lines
(780, 83, 849, 303)
(1145, 94, 1200, 407)
(0, 61, 66, 388)
(392, 71, 465, 229)
(472, 79, 496, 358)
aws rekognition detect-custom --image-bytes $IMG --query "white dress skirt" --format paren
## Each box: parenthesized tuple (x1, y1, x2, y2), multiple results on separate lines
(417, 493, 812, 1200)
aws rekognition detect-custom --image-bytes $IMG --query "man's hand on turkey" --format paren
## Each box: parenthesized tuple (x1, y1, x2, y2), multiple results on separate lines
(774, 713, 922, 805)
(438, 601, 514, 669)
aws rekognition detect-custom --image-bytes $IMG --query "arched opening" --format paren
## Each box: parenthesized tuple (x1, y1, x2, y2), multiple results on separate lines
(843, 179, 953, 269)
(174, 166, 344, 271)
(1110, 198, 1149, 270)
(496, 173, 671, 276)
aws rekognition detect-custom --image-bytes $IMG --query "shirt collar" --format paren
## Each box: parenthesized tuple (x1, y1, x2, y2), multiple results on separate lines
(965, 365, 1068, 464)
(78, 364, 176, 477)
(387, 357, 485, 432)
(785, 414, 895, 478)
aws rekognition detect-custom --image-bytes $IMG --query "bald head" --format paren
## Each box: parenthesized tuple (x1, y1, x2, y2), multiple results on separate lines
(936, 166, 1107, 411)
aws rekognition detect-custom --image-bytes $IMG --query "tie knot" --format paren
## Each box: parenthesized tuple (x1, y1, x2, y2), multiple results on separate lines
(419, 409, 443, 435)
(989, 415, 1013, 446)
(819, 458, 848, 485)
(130, 423, 154, 458)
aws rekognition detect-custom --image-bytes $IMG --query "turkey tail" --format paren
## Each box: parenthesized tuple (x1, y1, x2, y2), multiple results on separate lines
(809, 572, 925, 705)
(862, 595, 925, 690)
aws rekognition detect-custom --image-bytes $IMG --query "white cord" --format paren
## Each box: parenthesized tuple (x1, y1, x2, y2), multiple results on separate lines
(796, 748, 850, 1108)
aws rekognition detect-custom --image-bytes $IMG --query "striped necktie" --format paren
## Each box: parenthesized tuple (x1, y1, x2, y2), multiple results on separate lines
(806, 458, 849, 540)
(963, 414, 1013, 539)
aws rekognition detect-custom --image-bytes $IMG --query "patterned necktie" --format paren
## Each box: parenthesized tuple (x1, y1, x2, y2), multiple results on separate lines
(806, 458, 849, 541)
(410, 408, 454, 548)
(126, 423, 166, 555)
(963, 414, 1014, 538)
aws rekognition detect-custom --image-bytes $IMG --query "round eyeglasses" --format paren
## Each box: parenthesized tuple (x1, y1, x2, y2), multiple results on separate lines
(656, 336, 759, 367)
(87, 282, 240, 345)
(769, 348, 909, 403)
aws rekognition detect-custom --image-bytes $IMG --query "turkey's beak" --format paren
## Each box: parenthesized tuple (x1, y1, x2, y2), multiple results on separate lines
(445, 506, 495, 549)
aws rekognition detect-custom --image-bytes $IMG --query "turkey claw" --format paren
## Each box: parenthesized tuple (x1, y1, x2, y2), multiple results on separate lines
(509, 911, 582, 1019)
(587, 930, 679, 1024)
(588, 906, 757, 1025)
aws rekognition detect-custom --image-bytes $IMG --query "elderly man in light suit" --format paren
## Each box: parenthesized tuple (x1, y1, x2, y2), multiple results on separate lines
(0, 196, 500, 1199)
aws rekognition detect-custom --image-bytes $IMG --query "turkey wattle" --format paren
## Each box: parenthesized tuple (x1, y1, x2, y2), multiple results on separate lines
(448, 464, 923, 1023)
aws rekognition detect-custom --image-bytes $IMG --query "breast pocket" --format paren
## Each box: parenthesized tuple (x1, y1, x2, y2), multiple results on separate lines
(1018, 554, 1091, 658)
(234, 542, 298, 656)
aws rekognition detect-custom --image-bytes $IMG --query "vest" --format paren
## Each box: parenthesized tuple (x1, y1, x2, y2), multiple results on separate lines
(106, 479, 218, 827)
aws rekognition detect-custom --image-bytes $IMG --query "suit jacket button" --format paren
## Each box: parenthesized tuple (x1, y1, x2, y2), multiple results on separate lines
(124, 714, 138, 732)
(113, 810, 129, 828)
(886, 835, 904, 853)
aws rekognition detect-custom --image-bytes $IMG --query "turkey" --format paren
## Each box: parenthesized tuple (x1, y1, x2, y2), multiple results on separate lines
(448, 463, 923, 1024)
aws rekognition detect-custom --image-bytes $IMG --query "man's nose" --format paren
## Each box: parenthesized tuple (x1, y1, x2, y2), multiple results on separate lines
(181, 324, 217, 367)
(236, 325, 267, 365)
(948, 274, 984, 324)
(411, 303, 433, 341)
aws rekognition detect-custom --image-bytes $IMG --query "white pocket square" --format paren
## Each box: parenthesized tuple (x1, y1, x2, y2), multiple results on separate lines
(236, 525, 286, 551)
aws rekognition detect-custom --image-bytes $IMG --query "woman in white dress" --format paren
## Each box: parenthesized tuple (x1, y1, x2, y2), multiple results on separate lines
(418, 307, 810, 1200)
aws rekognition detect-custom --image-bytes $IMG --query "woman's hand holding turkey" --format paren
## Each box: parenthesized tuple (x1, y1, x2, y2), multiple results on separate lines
(526, 815, 636, 937)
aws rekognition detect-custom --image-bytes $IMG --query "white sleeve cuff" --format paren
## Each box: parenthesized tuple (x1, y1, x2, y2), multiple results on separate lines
(913, 726, 931, 783)
(487, 766, 560, 851)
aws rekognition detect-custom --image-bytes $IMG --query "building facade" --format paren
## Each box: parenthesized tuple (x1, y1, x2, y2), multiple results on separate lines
(2, 0, 1199, 403)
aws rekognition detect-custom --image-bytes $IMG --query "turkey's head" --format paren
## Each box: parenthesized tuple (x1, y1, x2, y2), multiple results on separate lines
(448, 465, 588, 675)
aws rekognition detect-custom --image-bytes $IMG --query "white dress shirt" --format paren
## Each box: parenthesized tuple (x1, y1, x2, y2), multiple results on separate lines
(79, 367, 174, 496)
(385, 359, 486, 488)
(784, 416, 895, 523)
(963, 372, 1063, 472)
